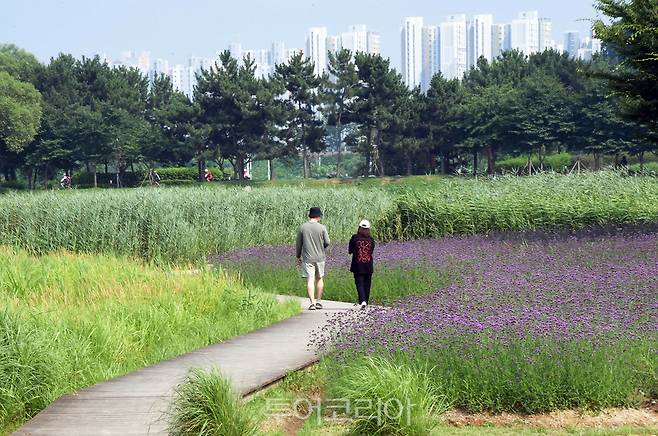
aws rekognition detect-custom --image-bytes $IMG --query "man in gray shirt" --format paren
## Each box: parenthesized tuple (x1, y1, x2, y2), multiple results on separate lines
(296, 207, 330, 310)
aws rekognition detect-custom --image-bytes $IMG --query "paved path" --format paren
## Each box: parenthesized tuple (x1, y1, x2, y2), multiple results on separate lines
(15, 297, 353, 436)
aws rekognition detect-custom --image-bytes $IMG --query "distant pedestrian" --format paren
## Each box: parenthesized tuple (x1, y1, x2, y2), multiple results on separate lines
(149, 169, 161, 186)
(620, 155, 628, 169)
(296, 207, 330, 310)
(349, 219, 375, 310)
(59, 173, 72, 189)
(204, 168, 214, 182)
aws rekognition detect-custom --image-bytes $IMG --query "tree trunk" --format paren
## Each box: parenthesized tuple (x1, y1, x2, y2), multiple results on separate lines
(198, 160, 205, 182)
(593, 153, 602, 171)
(440, 153, 447, 175)
(104, 161, 108, 174)
(486, 146, 496, 176)
(130, 161, 135, 173)
(268, 159, 274, 180)
(26, 168, 34, 190)
(93, 164, 98, 188)
(639, 151, 645, 172)
(302, 146, 309, 179)
(406, 157, 412, 176)
(336, 119, 342, 178)
(236, 155, 245, 180)
(86, 161, 91, 172)
(43, 164, 49, 188)
(473, 151, 478, 177)
(375, 132, 385, 177)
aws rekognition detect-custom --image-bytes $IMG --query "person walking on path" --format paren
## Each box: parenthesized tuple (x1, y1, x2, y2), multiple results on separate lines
(349, 219, 375, 310)
(296, 207, 330, 311)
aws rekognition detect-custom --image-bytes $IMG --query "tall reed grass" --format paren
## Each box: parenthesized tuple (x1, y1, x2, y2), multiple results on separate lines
(0, 186, 390, 263)
(377, 173, 658, 240)
(0, 173, 656, 263)
(0, 247, 299, 433)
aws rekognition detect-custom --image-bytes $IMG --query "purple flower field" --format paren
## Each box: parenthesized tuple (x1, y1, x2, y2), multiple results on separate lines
(315, 233, 657, 350)
(217, 231, 658, 412)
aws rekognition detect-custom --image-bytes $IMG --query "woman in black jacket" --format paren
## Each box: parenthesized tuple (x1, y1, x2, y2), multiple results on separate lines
(348, 219, 375, 310)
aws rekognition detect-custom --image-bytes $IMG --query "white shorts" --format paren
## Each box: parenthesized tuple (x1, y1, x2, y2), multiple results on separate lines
(301, 261, 325, 279)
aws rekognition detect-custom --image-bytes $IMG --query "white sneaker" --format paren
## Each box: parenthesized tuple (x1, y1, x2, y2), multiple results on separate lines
(360, 302, 367, 310)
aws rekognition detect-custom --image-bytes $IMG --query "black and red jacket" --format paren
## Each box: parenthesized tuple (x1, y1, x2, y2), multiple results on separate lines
(348, 234, 375, 274)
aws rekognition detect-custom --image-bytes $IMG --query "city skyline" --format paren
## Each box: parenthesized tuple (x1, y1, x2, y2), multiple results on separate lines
(2, 0, 598, 69)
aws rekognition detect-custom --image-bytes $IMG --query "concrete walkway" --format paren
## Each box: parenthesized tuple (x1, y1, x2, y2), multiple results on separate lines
(15, 297, 354, 436)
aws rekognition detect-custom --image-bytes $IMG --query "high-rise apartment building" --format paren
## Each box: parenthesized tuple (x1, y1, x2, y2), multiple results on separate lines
(440, 14, 468, 80)
(271, 42, 287, 65)
(492, 23, 511, 58)
(539, 18, 553, 51)
(170, 64, 186, 93)
(228, 42, 243, 62)
(421, 25, 440, 92)
(326, 35, 339, 55)
(511, 11, 540, 54)
(564, 31, 581, 58)
(467, 14, 493, 69)
(340, 25, 368, 53)
(367, 31, 381, 55)
(306, 27, 328, 75)
(401, 17, 424, 88)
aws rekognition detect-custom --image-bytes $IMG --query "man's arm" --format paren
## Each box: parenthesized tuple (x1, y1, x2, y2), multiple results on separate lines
(348, 236, 355, 254)
(295, 229, 303, 259)
(323, 226, 330, 248)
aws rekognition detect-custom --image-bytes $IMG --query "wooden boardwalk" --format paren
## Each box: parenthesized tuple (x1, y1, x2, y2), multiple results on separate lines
(14, 298, 353, 436)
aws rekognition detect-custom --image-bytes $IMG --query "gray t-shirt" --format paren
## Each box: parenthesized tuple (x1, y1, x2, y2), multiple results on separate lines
(296, 221, 330, 263)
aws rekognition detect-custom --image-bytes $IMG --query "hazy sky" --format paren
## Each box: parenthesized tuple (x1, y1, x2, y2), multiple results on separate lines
(2, 0, 599, 69)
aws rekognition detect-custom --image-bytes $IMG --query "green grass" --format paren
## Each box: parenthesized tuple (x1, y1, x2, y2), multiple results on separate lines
(234, 266, 450, 304)
(0, 246, 299, 433)
(168, 368, 259, 436)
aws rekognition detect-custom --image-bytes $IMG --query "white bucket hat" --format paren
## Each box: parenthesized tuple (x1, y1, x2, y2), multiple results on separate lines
(358, 219, 371, 229)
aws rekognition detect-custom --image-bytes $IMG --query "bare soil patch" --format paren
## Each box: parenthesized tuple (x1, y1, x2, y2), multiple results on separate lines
(443, 404, 658, 430)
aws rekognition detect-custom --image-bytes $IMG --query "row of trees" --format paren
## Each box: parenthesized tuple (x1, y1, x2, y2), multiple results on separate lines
(1, 0, 656, 185)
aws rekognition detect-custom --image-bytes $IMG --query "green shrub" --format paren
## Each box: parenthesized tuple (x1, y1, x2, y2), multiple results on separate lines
(168, 368, 258, 436)
(150, 167, 230, 181)
(0, 180, 27, 190)
(496, 153, 573, 173)
(326, 356, 448, 435)
(629, 161, 658, 174)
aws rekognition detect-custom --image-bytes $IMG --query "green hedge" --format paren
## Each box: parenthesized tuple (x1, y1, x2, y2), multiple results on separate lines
(73, 167, 230, 186)
(497, 153, 573, 173)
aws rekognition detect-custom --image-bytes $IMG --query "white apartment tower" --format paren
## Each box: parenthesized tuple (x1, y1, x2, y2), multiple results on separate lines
(539, 18, 554, 51)
(306, 27, 328, 75)
(340, 25, 368, 53)
(511, 11, 540, 54)
(271, 42, 287, 65)
(440, 14, 468, 80)
(421, 25, 440, 92)
(170, 64, 186, 94)
(468, 14, 493, 69)
(402, 17, 424, 88)
(367, 31, 381, 55)
(326, 35, 339, 55)
(228, 42, 243, 61)
(492, 23, 511, 58)
(337, 25, 381, 55)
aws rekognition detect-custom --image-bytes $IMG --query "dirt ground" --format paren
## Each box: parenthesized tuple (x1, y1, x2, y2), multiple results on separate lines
(442, 402, 658, 430)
